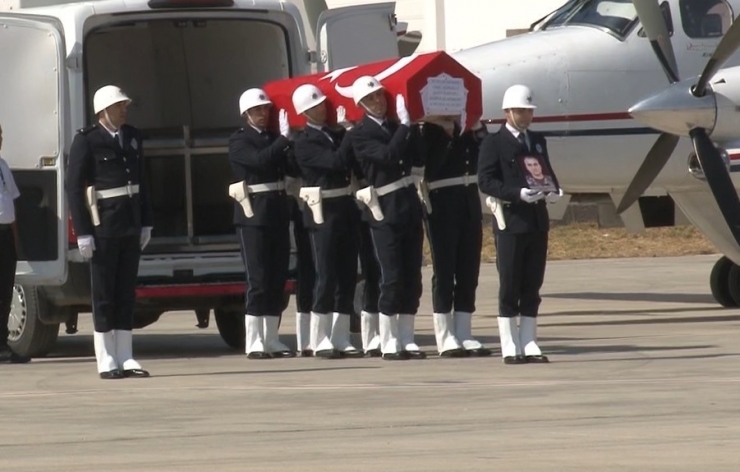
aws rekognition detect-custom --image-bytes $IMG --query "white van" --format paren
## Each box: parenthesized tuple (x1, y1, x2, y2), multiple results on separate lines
(0, 0, 402, 357)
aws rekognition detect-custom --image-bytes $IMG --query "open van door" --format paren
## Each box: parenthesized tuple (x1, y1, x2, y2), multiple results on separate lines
(0, 16, 68, 286)
(315, 2, 400, 72)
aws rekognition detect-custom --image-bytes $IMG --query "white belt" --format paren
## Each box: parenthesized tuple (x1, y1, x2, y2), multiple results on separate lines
(96, 184, 139, 199)
(321, 185, 353, 199)
(376, 176, 415, 197)
(427, 174, 478, 191)
(247, 180, 285, 193)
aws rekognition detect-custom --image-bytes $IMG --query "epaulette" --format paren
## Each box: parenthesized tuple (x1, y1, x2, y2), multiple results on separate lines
(77, 124, 97, 135)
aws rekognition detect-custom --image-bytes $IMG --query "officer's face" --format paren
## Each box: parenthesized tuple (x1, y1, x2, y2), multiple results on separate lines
(360, 90, 387, 118)
(106, 101, 128, 128)
(246, 104, 270, 129)
(506, 108, 534, 130)
(304, 101, 327, 125)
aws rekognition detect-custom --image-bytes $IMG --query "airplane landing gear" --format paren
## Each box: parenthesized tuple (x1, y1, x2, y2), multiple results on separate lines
(710, 256, 739, 307)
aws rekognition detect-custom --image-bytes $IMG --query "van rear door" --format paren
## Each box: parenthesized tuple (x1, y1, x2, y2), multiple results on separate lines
(315, 2, 400, 71)
(0, 15, 68, 285)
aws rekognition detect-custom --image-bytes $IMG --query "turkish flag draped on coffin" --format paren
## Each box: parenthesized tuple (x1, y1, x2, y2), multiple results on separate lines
(262, 51, 482, 132)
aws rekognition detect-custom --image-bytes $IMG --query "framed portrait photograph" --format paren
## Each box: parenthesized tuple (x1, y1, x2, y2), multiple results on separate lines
(518, 154, 558, 193)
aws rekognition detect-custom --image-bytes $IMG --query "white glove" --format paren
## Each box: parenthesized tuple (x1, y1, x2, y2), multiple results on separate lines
(396, 94, 410, 126)
(520, 188, 544, 203)
(77, 235, 95, 260)
(546, 188, 564, 204)
(140, 226, 153, 250)
(279, 109, 290, 138)
(337, 106, 352, 130)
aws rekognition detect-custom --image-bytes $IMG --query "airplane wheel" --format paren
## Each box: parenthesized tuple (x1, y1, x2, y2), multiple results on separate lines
(710, 256, 737, 308)
(727, 264, 740, 307)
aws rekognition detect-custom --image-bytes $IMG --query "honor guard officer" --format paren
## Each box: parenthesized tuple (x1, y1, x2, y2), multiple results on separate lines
(349, 76, 425, 361)
(291, 84, 362, 359)
(228, 88, 295, 360)
(478, 84, 563, 365)
(289, 193, 316, 357)
(417, 116, 491, 358)
(66, 85, 153, 379)
(0, 125, 31, 364)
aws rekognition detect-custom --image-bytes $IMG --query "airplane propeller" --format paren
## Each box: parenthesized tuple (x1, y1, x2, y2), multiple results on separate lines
(618, 0, 740, 245)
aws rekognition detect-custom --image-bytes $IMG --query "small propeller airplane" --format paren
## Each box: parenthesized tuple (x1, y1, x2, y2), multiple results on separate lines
(445, 0, 740, 308)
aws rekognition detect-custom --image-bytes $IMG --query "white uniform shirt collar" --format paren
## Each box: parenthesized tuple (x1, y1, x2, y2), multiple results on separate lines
(506, 122, 530, 150)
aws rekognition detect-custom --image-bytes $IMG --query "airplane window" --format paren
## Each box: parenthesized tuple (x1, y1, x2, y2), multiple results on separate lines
(638, 1, 673, 37)
(542, 0, 638, 38)
(680, 0, 734, 39)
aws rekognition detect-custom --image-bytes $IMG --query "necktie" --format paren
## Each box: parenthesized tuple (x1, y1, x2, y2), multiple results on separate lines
(321, 127, 335, 145)
(380, 121, 391, 134)
(518, 132, 528, 151)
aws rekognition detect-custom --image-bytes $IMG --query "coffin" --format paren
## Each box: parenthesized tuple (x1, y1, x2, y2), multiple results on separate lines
(262, 51, 482, 132)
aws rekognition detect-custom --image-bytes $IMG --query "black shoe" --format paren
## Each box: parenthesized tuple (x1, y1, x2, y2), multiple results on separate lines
(123, 369, 150, 378)
(338, 349, 365, 359)
(247, 352, 272, 360)
(403, 350, 427, 360)
(466, 347, 493, 357)
(315, 349, 342, 359)
(382, 351, 410, 361)
(503, 355, 528, 365)
(525, 355, 549, 363)
(300, 349, 314, 358)
(269, 350, 297, 359)
(365, 349, 382, 358)
(100, 370, 125, 380)
(440, 348, 468, 358)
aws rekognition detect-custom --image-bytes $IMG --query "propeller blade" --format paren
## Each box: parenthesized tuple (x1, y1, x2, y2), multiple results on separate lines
(690, 128, 740, 245)
(617, 132, 679, 214)
(633, 0, 679, 84)
(694, 15, 740, 96)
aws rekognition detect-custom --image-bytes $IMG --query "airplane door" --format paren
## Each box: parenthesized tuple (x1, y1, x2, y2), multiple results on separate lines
(315, 2, 400, 72)
(0, 16, 68, 285)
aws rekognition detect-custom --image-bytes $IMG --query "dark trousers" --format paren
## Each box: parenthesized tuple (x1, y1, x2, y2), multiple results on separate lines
(370, 221, 424, 315)
(292, 209, 315, 313)
(495, 231, 548, 318)
(237, 224, 290, 317)
(0, 227, 16, 346)
(425, 208, 482, 314)
(91, 235, 141, 332)
(357, 219, 380, 313)
(309, 216, 358, 314)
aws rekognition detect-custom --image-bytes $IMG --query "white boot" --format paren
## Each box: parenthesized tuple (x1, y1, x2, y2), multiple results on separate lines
(310, 312, 339, 358)
(245, 315, 268, 359)
(379, 313, 404, 359)
(398, 314, 426, 359)
(114, 329, 148, 376)
(361, 311, 381, 354)
(520, 316, 548, 362)
(433, 312, 464, 357)
(296, 312, 311, 356)
(93, 331, 118, 374)
(331, 312, 363, 357)
(497, 316, 525, 364)
(454, 311, 490, 355)
(264, 315, 295, 357)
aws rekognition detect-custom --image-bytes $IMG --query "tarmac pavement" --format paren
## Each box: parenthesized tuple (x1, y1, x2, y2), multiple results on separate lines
(2, 255, 740, 471)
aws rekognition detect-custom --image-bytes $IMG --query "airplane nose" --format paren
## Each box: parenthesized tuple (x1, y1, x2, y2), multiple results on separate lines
(628, 79, 716, 137)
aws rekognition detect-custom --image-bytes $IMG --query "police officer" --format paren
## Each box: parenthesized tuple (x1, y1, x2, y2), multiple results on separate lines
(291, 84, 362, 359)
(66, 85, 153, 379)
(356, 198, 382, 357)
(0, 124, 31, 364)
(348, 76, 425, 361)
(289, 195, 316, 357)
(417, 116, 491, 358)
(478, 84, 563, 365)
(228, 88, 295, 360)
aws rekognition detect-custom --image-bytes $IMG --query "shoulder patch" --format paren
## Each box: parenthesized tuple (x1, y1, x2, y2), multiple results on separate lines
(77, 124, 97, 135)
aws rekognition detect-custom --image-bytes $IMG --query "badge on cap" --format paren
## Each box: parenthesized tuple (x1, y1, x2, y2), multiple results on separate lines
(536, 143, 542, 153)
(368, 81, 375, 87)
(312, 93, 318, 99)
(259, 94, 266, 100)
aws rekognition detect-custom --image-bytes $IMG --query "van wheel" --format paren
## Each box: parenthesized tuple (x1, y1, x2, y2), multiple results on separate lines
(214, 308, 244, 350)
(7, 284, 60, 358)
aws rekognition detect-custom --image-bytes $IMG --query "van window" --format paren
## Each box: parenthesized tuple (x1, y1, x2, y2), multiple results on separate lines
(680, 0, 734, 38)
